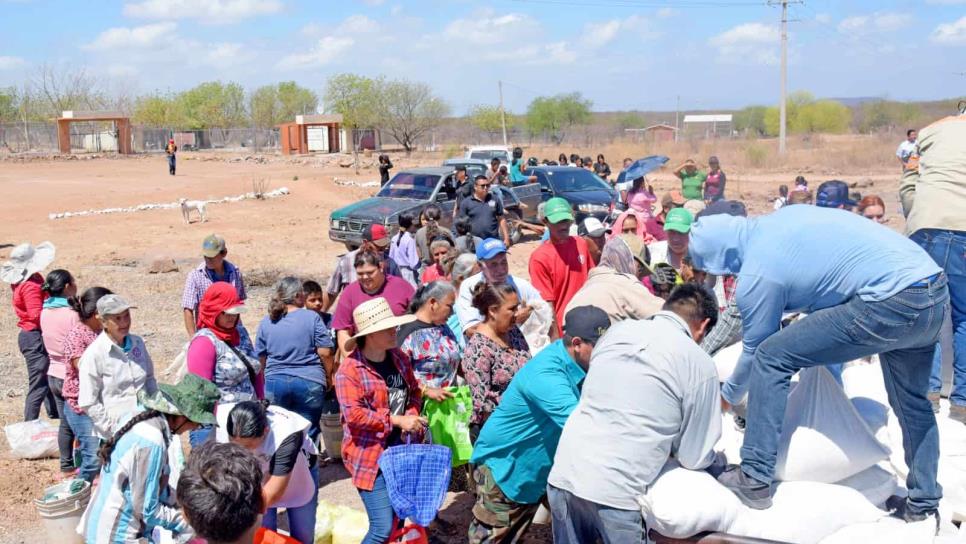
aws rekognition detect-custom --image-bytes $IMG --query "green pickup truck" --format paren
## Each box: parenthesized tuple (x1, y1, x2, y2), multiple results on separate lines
(328, 167, 543, 250)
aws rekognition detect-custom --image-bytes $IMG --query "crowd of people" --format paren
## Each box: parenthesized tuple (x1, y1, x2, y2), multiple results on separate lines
(4, 115, 964, 544)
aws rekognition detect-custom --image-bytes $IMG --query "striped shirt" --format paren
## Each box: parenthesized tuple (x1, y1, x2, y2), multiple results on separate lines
(79, 416, 190, 543)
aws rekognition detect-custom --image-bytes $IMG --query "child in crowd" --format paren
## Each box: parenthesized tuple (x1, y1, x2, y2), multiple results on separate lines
(795, 175, 808, 192)
(389, 213, 420, 288)
(774, 184, 789, 210)
(303, 280, 334, 337)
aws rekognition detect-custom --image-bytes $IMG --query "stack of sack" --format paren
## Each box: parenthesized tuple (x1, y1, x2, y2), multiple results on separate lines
(638, 345, 966, 544)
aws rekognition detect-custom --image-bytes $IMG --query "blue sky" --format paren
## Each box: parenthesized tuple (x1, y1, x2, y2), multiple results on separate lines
(1, 0, 964, 115)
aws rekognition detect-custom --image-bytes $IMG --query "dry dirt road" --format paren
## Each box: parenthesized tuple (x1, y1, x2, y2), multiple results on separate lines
(0, 151, 906, 543)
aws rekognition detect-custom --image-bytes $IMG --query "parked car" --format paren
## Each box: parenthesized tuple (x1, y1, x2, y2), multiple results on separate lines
(528, 166, 618, 224)
(329, 167, 542, 249)
(465, 145, 511, 164)
(442, 158, 490, 180)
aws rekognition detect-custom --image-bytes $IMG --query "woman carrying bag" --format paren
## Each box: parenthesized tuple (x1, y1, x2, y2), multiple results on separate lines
(186, 282, 262, 446)
(218, 400, 319, 544)
(335, 297, 426, 544)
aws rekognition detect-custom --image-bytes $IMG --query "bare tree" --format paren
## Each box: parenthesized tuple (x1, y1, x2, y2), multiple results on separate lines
(379, 80, 450, 155)
(31, 63, 106, 117)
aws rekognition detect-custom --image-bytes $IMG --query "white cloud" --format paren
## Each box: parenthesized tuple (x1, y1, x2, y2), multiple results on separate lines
(709, 22, 780, 65)
(657, 7, 675, 18)
(444, 10, 530, 45)
(931, 16, 966, 44)
(542, 42, 577, 65)
(84, 22, 177, 50)
(123, 0, 282, 22)
(205, 42, 244, 64)
(361, 0, 384, 4)
(277, 36, 354, 69)
(390, 5, 402, 16)
(339, 14, 380, 34)
(0, 56, 26, 70)
(837, 12, 904, 34)
(580, 15, 655, 49)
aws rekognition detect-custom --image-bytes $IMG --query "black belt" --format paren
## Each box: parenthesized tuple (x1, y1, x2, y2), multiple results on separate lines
(910, 272, 942, 288)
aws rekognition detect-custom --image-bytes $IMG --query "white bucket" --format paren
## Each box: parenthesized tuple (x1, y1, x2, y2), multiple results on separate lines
(321, 413, 344, 461)
(34, 480, 91, 544)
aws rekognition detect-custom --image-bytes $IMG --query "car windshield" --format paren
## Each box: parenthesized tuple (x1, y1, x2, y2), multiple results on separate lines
(448, 163, 488, 179)
(376, 173, 440, 199)
(470, 150, 507, 161)
(543, 169, 612, 193)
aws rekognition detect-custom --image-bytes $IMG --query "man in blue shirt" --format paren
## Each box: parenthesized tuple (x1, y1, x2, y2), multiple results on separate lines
(467, 306, 611, 544)
(689, 205, 947, 524)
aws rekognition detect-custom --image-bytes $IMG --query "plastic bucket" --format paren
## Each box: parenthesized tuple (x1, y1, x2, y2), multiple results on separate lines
(34, 480, 91, 544)
(320, 413, 344, 461)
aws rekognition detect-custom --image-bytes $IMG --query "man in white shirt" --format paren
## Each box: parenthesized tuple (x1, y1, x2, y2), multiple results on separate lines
(896, 129, 918, 170)
(547, 284, 722, 544)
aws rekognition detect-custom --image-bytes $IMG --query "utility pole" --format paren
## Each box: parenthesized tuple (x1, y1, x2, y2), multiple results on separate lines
(770, 0, 801, 155)
(675, 95, 680, 142)
(498, 80, 508, 147)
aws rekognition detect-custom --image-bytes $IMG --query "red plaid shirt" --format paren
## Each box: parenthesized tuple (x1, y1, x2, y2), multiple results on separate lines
(335, 348, 422, 490)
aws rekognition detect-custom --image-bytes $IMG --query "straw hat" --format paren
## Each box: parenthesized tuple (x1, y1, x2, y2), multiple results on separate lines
(347, 297, 415, 350)
(1, 242, 55, 284)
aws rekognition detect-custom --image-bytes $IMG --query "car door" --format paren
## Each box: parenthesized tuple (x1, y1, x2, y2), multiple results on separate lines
(432, 174, 459, 228)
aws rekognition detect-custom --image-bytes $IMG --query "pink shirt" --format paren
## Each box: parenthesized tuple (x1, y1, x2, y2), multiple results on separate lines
(62, 322, 98, 412)
(40, 307, 81, 380)
(626, 189, 656, 216)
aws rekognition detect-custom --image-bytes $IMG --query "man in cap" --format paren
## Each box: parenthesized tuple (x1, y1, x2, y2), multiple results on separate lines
(166, 138, 178, 175)
(579, 217, 609, 264)
(458, 174, 510, 246)
(454, 239, 547, 337)
(689, 204, 946, 523)
(468, 306, 612, 544)
(181, 234, 247, 336)
(565, 234, 664, 325)
(323, 223, 402, 311)
(656, 189, 686, 229)
(648, 207, 694, 273)
(548, 284, 722, 543)
(815, 180, 857, 210)
(529, 197, 595, 336)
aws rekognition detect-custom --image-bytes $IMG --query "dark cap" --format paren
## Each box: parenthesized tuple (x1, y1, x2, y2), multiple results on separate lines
(563, 306, 611, 345)
(697, 199, 747, 219)
(815, 180, 857, 209)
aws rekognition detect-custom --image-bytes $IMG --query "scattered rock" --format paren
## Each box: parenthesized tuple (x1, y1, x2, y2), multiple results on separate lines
(338, 156, 355, 168)
(147, 258, 178, 274)
(849, 179, 875, 189)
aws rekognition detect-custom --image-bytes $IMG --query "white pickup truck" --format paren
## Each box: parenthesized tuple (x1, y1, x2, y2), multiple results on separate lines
(465, 145, 512, 165)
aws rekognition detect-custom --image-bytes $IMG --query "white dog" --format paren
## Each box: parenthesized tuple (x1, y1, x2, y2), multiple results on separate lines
(179, 198, 208, 224)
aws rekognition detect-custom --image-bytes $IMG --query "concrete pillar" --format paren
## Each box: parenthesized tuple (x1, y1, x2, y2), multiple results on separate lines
(57, 120, 71, 154)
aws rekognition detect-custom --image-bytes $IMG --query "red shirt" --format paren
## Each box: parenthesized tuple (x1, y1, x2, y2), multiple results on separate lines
(528, 236, 595, 335)
(420, 264, 449, 284)
(11, 273, 46, 332)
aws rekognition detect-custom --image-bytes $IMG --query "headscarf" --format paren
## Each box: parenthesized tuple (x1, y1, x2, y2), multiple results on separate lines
(196, 282, 243, 345)
(608, 210, 667, 243)
(599, 237, 637, 276)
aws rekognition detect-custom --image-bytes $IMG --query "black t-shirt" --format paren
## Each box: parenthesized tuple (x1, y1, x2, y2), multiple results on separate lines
(458, 193, 504, 240)
(594, 162, 611, 178)
(269, 431, 304, 476)
(397, 319, 435, 348)
(368, 355, 408, 445)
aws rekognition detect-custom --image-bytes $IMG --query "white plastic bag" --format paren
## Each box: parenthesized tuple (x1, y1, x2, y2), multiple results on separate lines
(712, 341, 744, 382)
(519, 299, 553, 356)
(776, 367, 889, 483)
(4, 419, 59, 459)
(163, 342, 190, 381)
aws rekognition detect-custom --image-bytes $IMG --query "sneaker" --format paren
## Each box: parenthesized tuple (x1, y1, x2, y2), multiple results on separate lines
(950, 404, 966, 425)
(927, 391, 941, 413)
(886, 496, 940, 534)
(716, 465, 773, 510)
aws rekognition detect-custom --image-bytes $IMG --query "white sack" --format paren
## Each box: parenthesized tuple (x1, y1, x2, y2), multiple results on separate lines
(818, 515, 938, 544)
(776, 367, 890, 483)
(4, 419, 59, 459)
(712, 341, 743, 382)
(834, 465, 897, 508)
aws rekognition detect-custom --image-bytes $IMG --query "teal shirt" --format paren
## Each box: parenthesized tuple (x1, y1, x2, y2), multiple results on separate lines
(470, 340, 585, 504)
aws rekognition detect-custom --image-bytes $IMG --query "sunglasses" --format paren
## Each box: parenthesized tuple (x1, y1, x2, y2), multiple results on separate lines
(476, 183, 491, 188)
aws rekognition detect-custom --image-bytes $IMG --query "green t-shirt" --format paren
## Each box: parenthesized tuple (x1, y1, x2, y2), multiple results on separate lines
(681, 170, 707, 200)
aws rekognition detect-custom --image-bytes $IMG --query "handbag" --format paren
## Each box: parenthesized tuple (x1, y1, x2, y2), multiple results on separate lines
(422, 386, 474, 467)
(225, 342, 259, 393)
(378, 435, 451, 527)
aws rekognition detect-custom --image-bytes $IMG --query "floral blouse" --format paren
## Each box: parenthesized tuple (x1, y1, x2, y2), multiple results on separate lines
(61, 322, 98, 413)
(461, 326, 530, 425)
(399, 322, 462, 390)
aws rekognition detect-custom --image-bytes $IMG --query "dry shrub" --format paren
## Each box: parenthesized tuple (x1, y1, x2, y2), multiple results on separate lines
(252, 176, 270, 199)
(745, 143, 769, 169)
(245, 266, 287, 288)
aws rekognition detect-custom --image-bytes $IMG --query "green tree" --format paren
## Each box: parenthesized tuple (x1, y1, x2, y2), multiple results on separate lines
(378, 79, 450, 154)
(856, 100, 921, 133)
(325, 73, 381, 172)
(250, 81, 318, 128)
(468, 104, 506, 136)
(133, 93, 186, 127)
(615, 111, 645, 130)
(798, 100, 852, 134)
(177, 81, 248, 130)
(734, 106, 768, 136)
(0, 88, 17, 124)
(525, 92, 592, 143)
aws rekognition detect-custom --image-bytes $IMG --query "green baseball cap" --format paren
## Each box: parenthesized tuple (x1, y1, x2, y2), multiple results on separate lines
(136, 374, 220, 426)
(664, 208, 694, 234)
(544, 197, 574, 224)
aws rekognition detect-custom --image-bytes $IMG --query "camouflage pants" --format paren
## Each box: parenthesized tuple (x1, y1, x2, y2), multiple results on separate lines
(468, 464, 542, 544)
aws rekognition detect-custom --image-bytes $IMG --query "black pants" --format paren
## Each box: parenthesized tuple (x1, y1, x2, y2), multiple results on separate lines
(48, 377, 77, 472)
(18, 330, 56, 420)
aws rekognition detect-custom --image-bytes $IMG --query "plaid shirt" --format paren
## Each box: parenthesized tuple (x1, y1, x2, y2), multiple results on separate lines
(701, 277, 743, 356)
(335, 348, 422, 491)
(180, 261, 246, 313)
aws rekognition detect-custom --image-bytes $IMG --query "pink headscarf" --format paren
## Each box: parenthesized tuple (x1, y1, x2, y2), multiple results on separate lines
(608, 210, 667, 244)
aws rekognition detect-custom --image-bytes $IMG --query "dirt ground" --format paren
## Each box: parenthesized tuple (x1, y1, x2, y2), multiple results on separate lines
(0, 149, 907, 543)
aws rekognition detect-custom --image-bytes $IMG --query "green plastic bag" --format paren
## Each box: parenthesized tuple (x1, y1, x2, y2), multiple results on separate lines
(423, 385, 473, 467)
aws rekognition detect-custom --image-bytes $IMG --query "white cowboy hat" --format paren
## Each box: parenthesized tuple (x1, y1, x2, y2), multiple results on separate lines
(1, 242, 55, 284)
(346, 297, 415, 351)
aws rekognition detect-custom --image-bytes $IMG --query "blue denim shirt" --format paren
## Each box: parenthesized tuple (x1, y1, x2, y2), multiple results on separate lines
(470, 340, 585, 504)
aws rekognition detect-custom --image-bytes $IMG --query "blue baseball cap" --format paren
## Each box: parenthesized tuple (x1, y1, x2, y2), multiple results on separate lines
(815, 180, 857, 209)
(476, 238, 507, 260)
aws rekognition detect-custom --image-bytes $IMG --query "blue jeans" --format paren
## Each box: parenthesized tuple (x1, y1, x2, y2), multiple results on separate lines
(913, 229, 966, 406)
(266, 375, 324, 445)
(741, 277, 948, 516)
(357, 473, 395, 544)
(262, 461, 319, 544)
(62, 408, 101, 482)
(547, 484, 644, 544)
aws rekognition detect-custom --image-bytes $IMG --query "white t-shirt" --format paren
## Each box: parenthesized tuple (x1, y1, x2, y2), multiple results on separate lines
(896, 139, 918, 163)
(455, 272, 544, 331)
